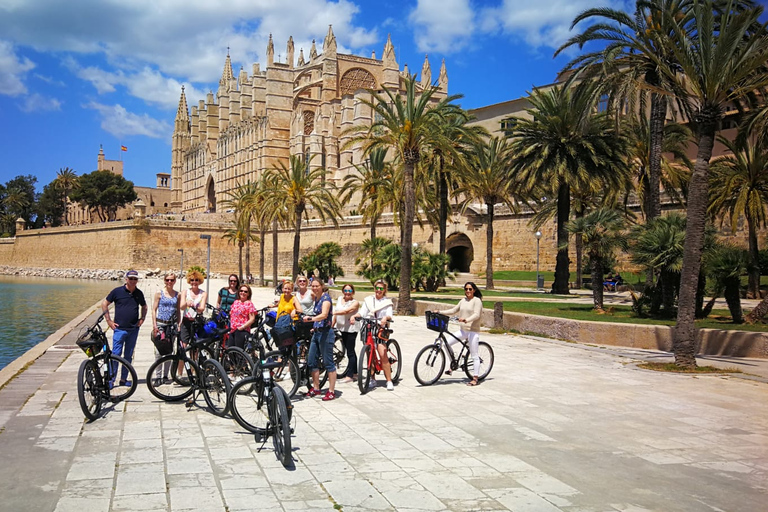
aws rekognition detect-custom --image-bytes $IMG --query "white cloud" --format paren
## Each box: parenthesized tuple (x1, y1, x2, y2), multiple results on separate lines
(480, 0, 628, 51)
(409, 0, 476, 54)
(0, 40, 35, 96)
(19, 93, 62, 112)
(85, 102, 170, 139)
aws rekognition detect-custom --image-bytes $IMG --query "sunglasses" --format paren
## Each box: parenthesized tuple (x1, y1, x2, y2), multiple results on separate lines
(239, 290, 249, 294)
(190, 279, 200, 283)
(127, 277, 138, 281)
(375, 287, 384, 291)
(464, 287, 474, 291)
(343, 289, 353, 293)
(298, 280, 307, 283)
(229, 279, 238, 283)
(165, 278, 176, 283)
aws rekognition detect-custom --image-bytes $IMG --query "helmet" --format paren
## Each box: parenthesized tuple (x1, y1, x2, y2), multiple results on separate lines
(204, 321, 218, 335)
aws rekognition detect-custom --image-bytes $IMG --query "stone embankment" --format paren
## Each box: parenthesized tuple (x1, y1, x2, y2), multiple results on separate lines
(0, 265, 223, 281)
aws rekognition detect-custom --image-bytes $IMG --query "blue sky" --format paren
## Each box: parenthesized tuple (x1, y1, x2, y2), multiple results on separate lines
(0, 0, 633, 191)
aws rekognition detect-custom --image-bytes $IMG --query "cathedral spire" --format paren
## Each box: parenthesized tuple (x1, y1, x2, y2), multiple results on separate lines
(175, 85, 189, 131)
(219, 49, 234, 89)
(439, 58, 448, 90)
(297, 48, 306, 66)
(266, 34, 274, 66)
(421, 55, 431, 87)
(309, 39, 317, 60)
(286, 36, 295, 68)
(383, 34, 397, 67)
(323, 25, 337, 57)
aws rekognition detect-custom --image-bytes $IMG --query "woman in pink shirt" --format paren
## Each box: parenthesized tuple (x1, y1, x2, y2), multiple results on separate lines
(229, 284, 256, 349)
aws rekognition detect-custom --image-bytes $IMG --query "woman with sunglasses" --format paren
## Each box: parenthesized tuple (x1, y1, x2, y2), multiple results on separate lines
(229, 285, 256, 350)
(294, 275, 314, 340)
(216, 274, 240, 314)
(439, 282, 484, 386)
(303, 278, 336, 400)
(332, 284, 360, 383)
(356, 279, 395, 391)
(151, 273, 180, 385)
(179, 270, 207, 346)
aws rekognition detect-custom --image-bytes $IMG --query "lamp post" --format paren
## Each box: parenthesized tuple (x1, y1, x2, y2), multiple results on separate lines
(535, 231, 542, 290)
(200, 234, 211, 299)
(177, 248, 184, 292)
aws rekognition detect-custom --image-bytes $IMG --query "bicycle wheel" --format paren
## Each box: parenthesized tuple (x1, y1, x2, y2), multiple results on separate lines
(263, 351, 300, 397)
(201, 359, 231, 416)
(462, 341, 494, 381)
(386, 339, 402, 383)
(413, 344, 446, 386)
(357, 344, 372, 395)
(77, 358, 102, 421)
(332, 332, 347, 378)
(270, 387, 293, 467)
(100, 353, 137, 402)
(229, 377, 267, 434)
(222, 347, 253, 386)
(146, 355, 196, 401)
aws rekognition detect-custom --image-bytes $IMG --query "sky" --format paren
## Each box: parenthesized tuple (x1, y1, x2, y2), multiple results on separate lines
(0, 0, 638, 192)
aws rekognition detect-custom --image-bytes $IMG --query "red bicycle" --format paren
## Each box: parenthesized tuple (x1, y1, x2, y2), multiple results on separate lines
(356, 317, 402, 394)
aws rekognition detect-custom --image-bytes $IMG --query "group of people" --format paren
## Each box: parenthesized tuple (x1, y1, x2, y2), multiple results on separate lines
(100, 270, 486, 395)
(603, 272, 624, 292)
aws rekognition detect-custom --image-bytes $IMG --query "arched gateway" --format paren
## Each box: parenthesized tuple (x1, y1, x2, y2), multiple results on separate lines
(206, 176, 216, 213)
(446, 232, 474, 272)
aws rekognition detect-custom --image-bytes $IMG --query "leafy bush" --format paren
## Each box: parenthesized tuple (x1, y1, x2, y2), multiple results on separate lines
(355, 237, 453, 292)
(413, 250, 454, 292)
(759, 249, 768, 275)
(299, 242, 345, 281)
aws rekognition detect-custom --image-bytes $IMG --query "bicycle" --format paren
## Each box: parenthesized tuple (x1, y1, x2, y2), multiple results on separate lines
(229, 334, 294, 467)
(75, 313, 138, 421)
(145, 320, 232, 416)
(195, 304, 254, 386)
(356, 317, 401, 395)
(413, 311, 495, 386)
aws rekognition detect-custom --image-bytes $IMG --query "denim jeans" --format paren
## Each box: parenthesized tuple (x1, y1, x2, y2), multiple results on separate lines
(112, 327, 139, 382)
(307, 328, 335, 372)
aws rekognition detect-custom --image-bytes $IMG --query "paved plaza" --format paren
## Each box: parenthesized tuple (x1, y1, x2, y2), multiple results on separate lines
(0, 282, 766, 512)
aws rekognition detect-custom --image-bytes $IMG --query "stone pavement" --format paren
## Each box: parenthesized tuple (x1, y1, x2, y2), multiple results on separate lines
(0, 281, 766, 512)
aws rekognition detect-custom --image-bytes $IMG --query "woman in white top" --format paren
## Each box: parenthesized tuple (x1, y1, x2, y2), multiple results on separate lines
(295, 275, 315, 311)
(332, 284, 360, 383)
(440, 281, 484, 386)
(179, 270, 208, 346)
(356, 279, 395, 391)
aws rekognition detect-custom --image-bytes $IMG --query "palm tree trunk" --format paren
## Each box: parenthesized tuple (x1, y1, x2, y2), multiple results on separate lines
(272, 219, 278, 287)
(552, 182, 571, 295)
(724, 278, 743, 324)
(485, 201, 494, 290)
(648, 93, 666, 220)
(591, 256, 604, 311)
(747, 215, 760, 299)
(695, 271, 706, 318)
(674, 125, 717, 368)
(238, 244, 244, 282)
(292, 208, 303, 279)
(398, 160, 416, 315)
(745, 294, 768, 323)
(245, 221, 251, 283)
(259, 226, 266, 287)
(660, 269, 677, 315)
(574, 205, 584, 289)
(439, 161, 448, 256)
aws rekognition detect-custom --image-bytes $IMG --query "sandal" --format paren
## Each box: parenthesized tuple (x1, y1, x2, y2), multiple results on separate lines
(444, 370, 452, 376)
(466, 378, 479, 387)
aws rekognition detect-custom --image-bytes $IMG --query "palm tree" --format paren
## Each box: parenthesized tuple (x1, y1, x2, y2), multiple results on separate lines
(708, 135, 768, 299)
(566, 208, 629, 311)
(52, 167, 78, 225)
(556, 0, 694, 221)
(657, 0, 768, 368)
(343, 74, 465, 314)
(454, 137, 528, 289)
(509, 83, 630, 294)
(222, 182, 259, 281)
(339, 147, 392, 241)
(262, 155, 341, 278)
(223, 223, 247, 281)
(705, 243, 749, 323)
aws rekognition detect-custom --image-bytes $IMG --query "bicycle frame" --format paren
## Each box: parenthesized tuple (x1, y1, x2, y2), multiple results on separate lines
(359, 318, 385, 372)
(436, 330, 471, 373)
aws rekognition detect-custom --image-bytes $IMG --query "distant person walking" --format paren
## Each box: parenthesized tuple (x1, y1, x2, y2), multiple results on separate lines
(102, 270, 147, 387)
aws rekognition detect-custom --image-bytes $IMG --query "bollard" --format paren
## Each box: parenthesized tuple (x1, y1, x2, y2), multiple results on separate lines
(494, 302, 504, 329)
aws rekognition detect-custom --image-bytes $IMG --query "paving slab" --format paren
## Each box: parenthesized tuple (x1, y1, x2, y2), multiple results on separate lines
(0, 280, 766, 511)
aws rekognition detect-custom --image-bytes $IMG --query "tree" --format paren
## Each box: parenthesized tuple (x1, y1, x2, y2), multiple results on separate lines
(567, 209, 630, 311)
(2, 175, 37, 232)
(705, 243, 748, 323)
(37, 183, 66, 227)
(69, 170, 137, 222)
(223, 182, 260, 281)
(262, 155, 341, 278)
(344, 74, 465, 314)
(223, 220, 258, 282)
(509, 83, 630, 294)
(454, 136, 528, 289)
(53, 167, 78, 225)
(339, 148, 393, 241)
(658, 0, 768, 368)
(299, 242, 345, 281)
(708, 135, 768, 299)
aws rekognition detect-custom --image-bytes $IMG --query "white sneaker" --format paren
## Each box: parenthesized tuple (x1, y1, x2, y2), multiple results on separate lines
(368, 379, 376, 389)
(386, 381, 394, 391)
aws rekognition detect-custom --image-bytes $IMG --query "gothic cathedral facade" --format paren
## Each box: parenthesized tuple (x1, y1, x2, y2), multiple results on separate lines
(170, 26, 448, 214)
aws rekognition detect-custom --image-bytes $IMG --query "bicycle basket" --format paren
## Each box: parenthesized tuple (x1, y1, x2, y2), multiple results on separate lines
(425, 311, 448, 333)
(76, 327, 104, 357)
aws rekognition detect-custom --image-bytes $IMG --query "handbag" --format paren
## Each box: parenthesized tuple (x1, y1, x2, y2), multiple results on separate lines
(152, 324, 175, 355)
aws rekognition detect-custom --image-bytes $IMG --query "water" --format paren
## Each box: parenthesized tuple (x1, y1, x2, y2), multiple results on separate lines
(0, 275, 115, 371)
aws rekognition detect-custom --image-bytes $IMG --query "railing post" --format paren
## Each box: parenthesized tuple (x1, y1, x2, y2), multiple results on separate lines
(494, 302, 504, 329)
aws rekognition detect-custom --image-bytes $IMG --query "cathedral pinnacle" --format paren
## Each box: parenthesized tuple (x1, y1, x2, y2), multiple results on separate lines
(439, 58, 448, 89)
(219, 51, 234, 88)
(421, 54, 432, 86)
(267, 34, 275, 66)
(287, 36, 295, 68)
(298, 48, 306, 66)
(323, 25, 336, 56)
(383, 34, 397, 67)
(174, 86, 189, 132)
(309, 39, 317, 60)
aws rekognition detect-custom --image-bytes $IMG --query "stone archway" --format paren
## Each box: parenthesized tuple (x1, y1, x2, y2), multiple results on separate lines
(206, 176, 216, 213)
(446, 232, 474, 272)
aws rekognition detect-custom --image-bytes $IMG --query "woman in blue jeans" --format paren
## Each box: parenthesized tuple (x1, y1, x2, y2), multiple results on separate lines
(303, 278, 337, 401)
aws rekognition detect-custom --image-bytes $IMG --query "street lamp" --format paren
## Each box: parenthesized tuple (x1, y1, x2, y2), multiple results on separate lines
(177, 249, 184, 292)
(535, 231, 542, 290)
(200, 234, 211, 299)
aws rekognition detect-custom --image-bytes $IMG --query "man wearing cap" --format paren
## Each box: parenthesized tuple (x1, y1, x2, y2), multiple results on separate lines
(102, 270, 147, 387)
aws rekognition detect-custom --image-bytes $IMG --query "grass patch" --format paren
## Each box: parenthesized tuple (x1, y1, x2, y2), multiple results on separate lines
(414, 288, 578, 299)
(638, 362, 742, 373)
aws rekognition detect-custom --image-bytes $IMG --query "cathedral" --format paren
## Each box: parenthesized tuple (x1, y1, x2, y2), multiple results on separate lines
(171, 26, 448, 214)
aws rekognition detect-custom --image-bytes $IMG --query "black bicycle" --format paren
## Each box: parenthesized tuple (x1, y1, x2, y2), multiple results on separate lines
(195, 305, 254, 387)
(413, 311, 494, 386)
(229, 334, 294, 467)
(76, 314, 138, 421)
(145, 321, 232, 416)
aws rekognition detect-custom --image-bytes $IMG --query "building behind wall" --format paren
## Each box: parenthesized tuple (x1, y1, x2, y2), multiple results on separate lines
(171, 26, 448, 214)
